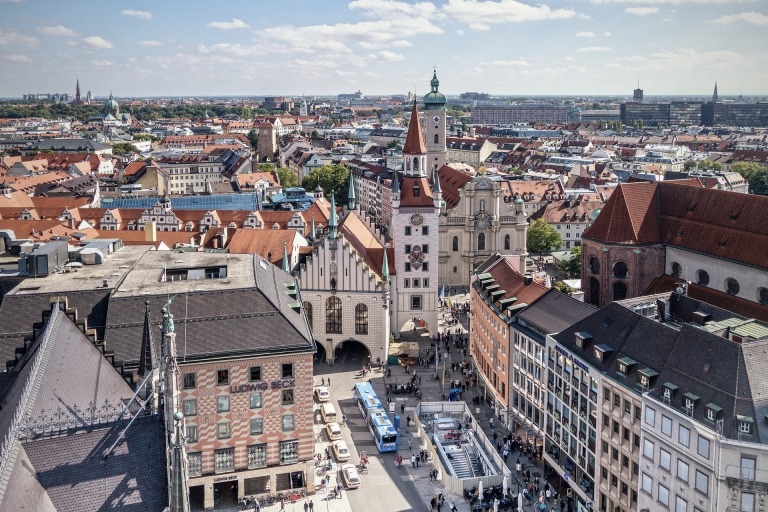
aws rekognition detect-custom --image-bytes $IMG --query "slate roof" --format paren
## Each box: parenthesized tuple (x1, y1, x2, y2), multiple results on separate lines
(104, 254, 313, 366)
(515, 289, 596, 337)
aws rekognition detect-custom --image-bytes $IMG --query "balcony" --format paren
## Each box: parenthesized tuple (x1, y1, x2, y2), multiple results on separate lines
(725, 465, 768, 494)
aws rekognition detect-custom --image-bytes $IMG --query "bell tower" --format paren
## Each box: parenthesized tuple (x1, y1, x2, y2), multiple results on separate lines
(423, 69, 447, 176)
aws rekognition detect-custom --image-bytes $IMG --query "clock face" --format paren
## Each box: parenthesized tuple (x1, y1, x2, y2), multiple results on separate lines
(433, 115, 441, 124)
(410, 214, 424, 226)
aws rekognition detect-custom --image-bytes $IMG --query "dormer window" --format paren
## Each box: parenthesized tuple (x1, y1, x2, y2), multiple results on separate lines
(637, 368, 658, 388)
(737, 416, 753, 434)
(683, 392, 699, 413)
(594, 344, 612, 362)
(413, 184, 420, 197)
(662, 382, 678, 402)
(575, 332, 592, 349)
(617, 356, 637, 375)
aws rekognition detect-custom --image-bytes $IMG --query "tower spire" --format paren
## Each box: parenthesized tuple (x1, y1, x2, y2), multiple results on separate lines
(381, 246, 389, 283)
(347, 174, 357, 210)
(713, 82, 719, 102)
(403, 101, 427, 155)
(310, 213, 316, 240)
(168, 411, 191, 512)
(282, 241, 290, 272)
(138, 300, 155, 377)
(328, 192, 338, 239)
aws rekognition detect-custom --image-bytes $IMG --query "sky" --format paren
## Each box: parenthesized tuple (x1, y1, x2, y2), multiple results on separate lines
(1, 0, 767, 98)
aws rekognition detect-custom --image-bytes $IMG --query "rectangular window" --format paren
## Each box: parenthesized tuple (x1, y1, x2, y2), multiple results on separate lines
(676, 495, 688, 512)
(697, 436, 711, 460)
(422, 244, 429, 254)
(214, 448, 235, 473)
(282, 388, 294, 405)
(658, 483, 669, 506)
(624, 399, 632, 413)
(677, 459, 689, 482)
(183, 399, 197, 416)
(413, 279, 420, 288)
(217, 422, 231, 439)
(633, 462, 639, 475)
(250, 392, 263, 409)
(250, 366, 262, 381)
(423, 262, 429, 271)
(643, 439, 654, 460)
(404, 278, 410, 288)
(645, 406, 656, 427)
(661, 415, 673, 436)
(660, 448, 671, 471)
(614, 394, 621, 407)
(741, 457, 756, 480)
(622, 454, 629, 468)
(741, 493, 755, 512)
(635, 405, 642, 420)
(602, 440, 609, 454)
(623, 426, 630, 441)
(405, 262, 411, 272)
(612, 447, 619, 461)
(405, 226, 411, 236)
(694, 470, 709, 495)
(282, 363, 294, 378)
(613, 419, 620, 434)
(217, 395, 230, 413)
(217, 369, 229, 385)
(280, 440, 299, 464)
(248, 444, 267, 469)
(611, 475, 617, 487)
(405, 244, 411, 254)
(642, 473, 653, 495)
(411, 295, 422, 310)
(188, 452, 202, 477)
(250, 417, 263, 435)
(678, 425, 690, 447)
(282, 414, 295, 431)
(423, 278, 429, 288)
(603, 414, 610, 427)
(183, 372, 196, 389)
(185, 425, 197, 443)
(604, 388, 611, 401)
(422, 226, 429, 235)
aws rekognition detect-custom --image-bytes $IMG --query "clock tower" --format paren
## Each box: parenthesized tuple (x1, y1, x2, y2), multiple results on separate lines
(423, 69, 447, 176)
(391, 99, 440, 338)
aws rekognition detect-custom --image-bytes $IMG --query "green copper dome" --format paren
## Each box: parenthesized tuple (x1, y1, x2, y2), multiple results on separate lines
(423, 70, 446, 111)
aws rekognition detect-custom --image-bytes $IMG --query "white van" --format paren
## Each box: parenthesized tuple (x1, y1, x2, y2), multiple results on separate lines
(320, 403, 337, 424)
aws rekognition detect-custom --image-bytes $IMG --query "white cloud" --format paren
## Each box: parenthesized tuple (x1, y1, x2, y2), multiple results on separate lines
(604, 31, 612, 36)
(626, 7, 659, 14)
(441, 0, 579, 28)
(83, 36, 113, 49)
(121, 9, 153, 19)
(577, 46, 614, 52)
(377, 50, 405, 61)
(390, 40, 413, 47)
(208, 18, 250, 29)
(481, 59, 529, 66)
(3, 54, 30, 62)
(349, 0, 438, 18)
(456, 29, 465, 35)
(575, 31, 595, 37)
(91, 59, 114, 67)
(0, 31, 36, 45)
(139, 40, 163, 47)
(708, 12, 768, 25)
(37, 25, 76, 36)
(591, 0, 747, 3)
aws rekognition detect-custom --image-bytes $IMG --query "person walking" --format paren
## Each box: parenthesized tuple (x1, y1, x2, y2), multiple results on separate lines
(411, 454, 417, 468)
(308, 500, 314, 511)
(337, 482, 343, 499)
(304, 501, 309, 512)
(279, 497, 286, 511)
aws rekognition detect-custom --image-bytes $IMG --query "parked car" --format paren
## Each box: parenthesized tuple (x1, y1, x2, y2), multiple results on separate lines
(341, 463, 361, 489)
(325, 422, 342, 441)
(314, 386, 330, 402)
(332, 440, 350, 462)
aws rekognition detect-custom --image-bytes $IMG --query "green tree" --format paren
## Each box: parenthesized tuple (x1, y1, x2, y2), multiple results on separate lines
(559, 245, 582, 278)
(746, 168, 768, 195)
(526, 218, 562, 260)
(683, 160, 697, 171)
(731, 162, 765, 180)
(247, 129, 259, 150)
(302, 164, 349, 201)
(553, 281, 575, 295)
(275, 167, 299, 189)
(509, 166, 523, 176)
(110, 143, 140, 156)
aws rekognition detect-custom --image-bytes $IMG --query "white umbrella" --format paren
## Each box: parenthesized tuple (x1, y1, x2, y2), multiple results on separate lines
(478, 480, 484, 501)
(502, 475, 508, 497)
(517, 492, 523, 512)
(493, 498, 498, 512)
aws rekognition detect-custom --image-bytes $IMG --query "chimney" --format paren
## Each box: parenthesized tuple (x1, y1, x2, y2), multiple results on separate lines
(145, 221, 157, 242)
(212, 237, 219, 249)
(524, 274, 533, 286)
(656, 298, 669, 323)
(68, 217, 75, 229)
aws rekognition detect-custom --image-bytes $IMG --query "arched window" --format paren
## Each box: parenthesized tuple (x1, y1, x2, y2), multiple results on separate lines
(589, 256, 600, 274)
(355, 304, 368, 335)
(326, 297, 342, 334)
(613, 282, 628, 301)
(480, 200, 485, 211)
(478, 233, 486, 251)
(613, 261, 628, 279)
(726, 278, 740, 296)
(413, 157, 419, 171)
(697, 269, 709, 286)
(671, 262, 682, 278)
(303, 301, 313, 330)
(504, 235, 510, 250)
(589, 277, 600, 306)
(434, 134, 439, 144)
(452, 236, 459, 252)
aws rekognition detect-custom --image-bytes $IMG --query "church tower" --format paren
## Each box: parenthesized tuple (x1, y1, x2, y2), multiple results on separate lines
(423, 70, 447, 176)
(391, 100, 440, 338)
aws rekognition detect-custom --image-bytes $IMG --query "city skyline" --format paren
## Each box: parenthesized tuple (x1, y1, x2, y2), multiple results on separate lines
(1, 0, 767, 98)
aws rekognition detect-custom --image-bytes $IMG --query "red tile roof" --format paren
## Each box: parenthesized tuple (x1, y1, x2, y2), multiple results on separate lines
(399, 177, 434, 207)
(436, 165, 473, 209)
(403, 102, 426, 155)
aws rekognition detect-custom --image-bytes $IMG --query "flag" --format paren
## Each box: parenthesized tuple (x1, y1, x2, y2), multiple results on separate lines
(447, 294, 452, 307)
(439, 285, 445, 299)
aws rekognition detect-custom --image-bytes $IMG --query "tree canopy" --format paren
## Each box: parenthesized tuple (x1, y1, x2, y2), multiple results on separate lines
(527, 218, 562, 259)
(302, 164, 349, 202)
(732, 162, 768, 195)
(559, 245, 582, 278)
(275, 167, 299, 189)
(110, 143, 141, 156)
